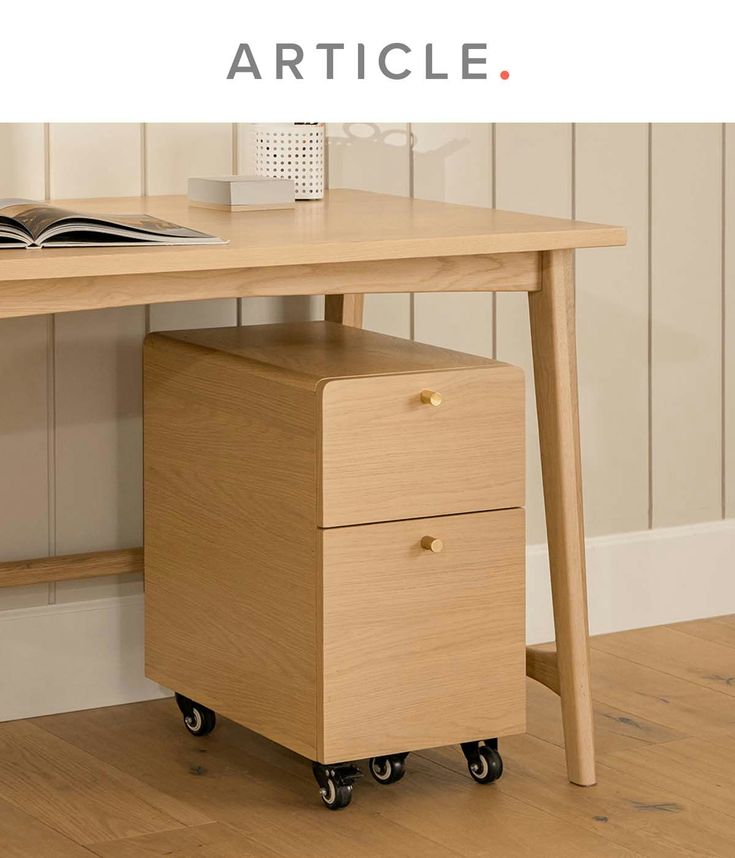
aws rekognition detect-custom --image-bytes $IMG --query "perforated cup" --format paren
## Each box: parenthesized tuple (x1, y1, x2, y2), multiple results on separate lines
(254, 124, 325, 200)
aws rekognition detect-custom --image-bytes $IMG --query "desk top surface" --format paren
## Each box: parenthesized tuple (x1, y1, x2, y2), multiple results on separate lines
(0, 190, 625, 284)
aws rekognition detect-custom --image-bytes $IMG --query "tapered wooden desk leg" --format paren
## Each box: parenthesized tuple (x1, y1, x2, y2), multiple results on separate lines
(528, 249, 596, 787)
(324, 294, 364, 327)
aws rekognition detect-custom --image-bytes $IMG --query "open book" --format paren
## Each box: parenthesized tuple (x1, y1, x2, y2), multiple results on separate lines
(0, 199, 226, 248)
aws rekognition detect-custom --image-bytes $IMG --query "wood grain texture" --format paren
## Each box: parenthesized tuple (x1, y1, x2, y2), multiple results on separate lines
(324, 294, 364, 327)
(591, 625, 735, 697)
(0, 796, 95, 858)
(143, 334, 319, 759)
(85, 823, 281, 858)
(495, 124, 575, 544)
(602, 734, 735, 820)
(412, 123, 495, 358)
(145, 322, 526, 764)
(0, 190, 622, 286)
(320, 509, 526, 761)
(669, 614, 735, 648)
(0, 547, 143, 589)
(12, 616, 734, 857)
(0, 252, 541, 321)
(529, 249, 595, 786)
(0, 721, 209, 846)
(589, 647, 735, 738)
(526, 644, 560, 694)
(651, 124, 723, 526)
(525, 674, 687, 758)
(160, 320, 499, 388)
(320, 364, 524, 526)
(423, 731, 735, 858)
(575, 124, 650, 535)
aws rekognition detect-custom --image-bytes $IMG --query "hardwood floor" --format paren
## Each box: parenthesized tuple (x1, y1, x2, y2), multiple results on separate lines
(2, 616, 735, 857)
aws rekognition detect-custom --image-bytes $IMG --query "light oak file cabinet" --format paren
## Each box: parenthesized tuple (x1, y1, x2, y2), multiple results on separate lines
(144, 320, 526, 809)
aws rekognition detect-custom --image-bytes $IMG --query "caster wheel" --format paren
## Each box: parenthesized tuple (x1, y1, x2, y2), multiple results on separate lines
(467, 746, 503, 784)
(312, 762, 361, 811)
(175, 693, 216, 737)
(321, 779, 353, 810)
(368, 753, 408, 784)
(461, 740, 503, 784)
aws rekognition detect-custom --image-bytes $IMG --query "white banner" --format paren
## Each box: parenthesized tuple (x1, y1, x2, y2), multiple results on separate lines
(0, 0, 731, 121)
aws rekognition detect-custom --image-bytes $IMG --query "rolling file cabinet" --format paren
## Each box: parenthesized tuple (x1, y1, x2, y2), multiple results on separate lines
(144, 320, 526, 809)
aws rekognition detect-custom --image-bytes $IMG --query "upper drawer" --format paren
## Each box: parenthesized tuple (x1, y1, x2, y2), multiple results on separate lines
(319, 366, 524, 527)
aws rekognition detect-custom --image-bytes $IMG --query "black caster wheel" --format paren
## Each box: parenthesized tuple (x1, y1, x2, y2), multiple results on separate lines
(312, 762, 362, 810)
(175, 692, 217, 737)
(368, 752, 408, 784)
(461, 739, 503, 784)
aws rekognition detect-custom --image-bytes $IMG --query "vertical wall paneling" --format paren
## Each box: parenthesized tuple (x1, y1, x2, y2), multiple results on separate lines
(651, 125, 722, 527)
(0, 124, 46, 199)
(411, 124, 494, 356)
(494, 125, 574, 543)
(0, 125, 50, 609)
(234, 124, 325, 324)
(1, 121, 733, 619)
(51, 124, 146, 602)
(327, 123, 412, 338)
(574, 125, 650, 536)
(725, 125, 735, 518)
(0, 319, 50, 609)
(146, 124, 238, 331)
(49, 124, 141, 199)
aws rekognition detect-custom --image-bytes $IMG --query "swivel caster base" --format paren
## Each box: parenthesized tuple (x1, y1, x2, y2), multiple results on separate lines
(368, 752, 409, 784)
(461, 738, 503, 784)
(174, 693, 217, 737)
(312, 762, 362, 810)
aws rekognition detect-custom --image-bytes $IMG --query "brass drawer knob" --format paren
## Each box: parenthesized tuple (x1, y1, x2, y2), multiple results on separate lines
(421, 536, 444, 553)
(420, 389, 443, 407)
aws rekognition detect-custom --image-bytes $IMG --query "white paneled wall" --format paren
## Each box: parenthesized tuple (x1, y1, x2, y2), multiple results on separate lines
(575, 125, 650, 536)
(327, 123, 412, 338)
(0, 123, 732, 622)
(651, 125, 723, 528)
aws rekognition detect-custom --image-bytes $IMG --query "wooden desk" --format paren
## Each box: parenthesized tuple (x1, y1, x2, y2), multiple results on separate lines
(0, 189, 625, 787)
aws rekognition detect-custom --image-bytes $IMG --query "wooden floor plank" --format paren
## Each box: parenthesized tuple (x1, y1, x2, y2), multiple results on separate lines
(601, 735, 735, 821)
(591, 626, 735, 697)
(0, 721, 211, 845)
(0, 796, 98, 858)
(5, 615, 731, 858)
(587, 648, 735, 737)
(526, 676, 688, 755)
(34, 700, 637, 858)
(669, 617, 735, 649)
(420, 734, 735, 858)
(33, 702, 463, 858)
(86, 823, 281, 858)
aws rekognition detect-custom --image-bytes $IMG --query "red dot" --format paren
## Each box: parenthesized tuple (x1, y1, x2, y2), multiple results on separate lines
(500, 70, 510, 80)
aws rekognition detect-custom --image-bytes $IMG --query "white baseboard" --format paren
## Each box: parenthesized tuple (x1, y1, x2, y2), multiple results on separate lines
(0, 594, 169, 722)
(2, 518, 734, 721)
(527, 518, 735, 643)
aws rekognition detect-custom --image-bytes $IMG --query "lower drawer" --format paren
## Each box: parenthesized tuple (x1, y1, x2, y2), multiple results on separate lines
(319, 508, 526, 762)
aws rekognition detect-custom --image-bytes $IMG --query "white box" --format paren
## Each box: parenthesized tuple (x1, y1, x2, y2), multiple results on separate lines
(187, 175, 295, 212)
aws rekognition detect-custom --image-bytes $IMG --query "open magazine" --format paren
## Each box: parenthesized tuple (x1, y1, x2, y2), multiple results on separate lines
(0, 199, 226, 248)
